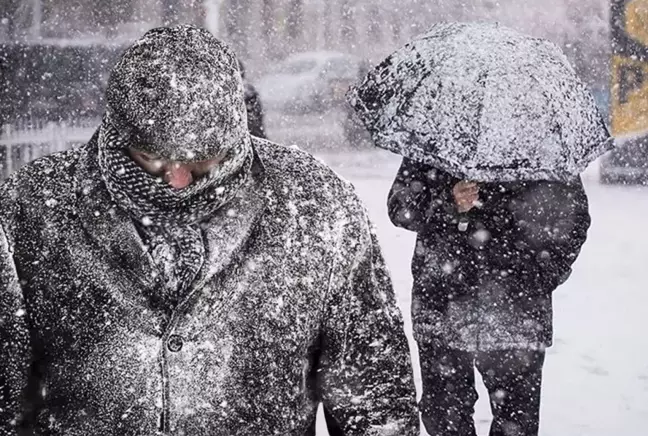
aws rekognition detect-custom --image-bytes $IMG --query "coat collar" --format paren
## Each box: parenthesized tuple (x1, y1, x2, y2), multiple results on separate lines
(73, 129, 268, 306)
(183, 159, 267, 301)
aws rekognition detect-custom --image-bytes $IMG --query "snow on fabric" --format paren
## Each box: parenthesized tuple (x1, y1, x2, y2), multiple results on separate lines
(0, 25, 417, 436)
(99, 26, 256, 313)
(105, 25, 250, 162)
(387, 160, 590, 352)
(0, 137, 418, 435)
(348, 22, 613, 183)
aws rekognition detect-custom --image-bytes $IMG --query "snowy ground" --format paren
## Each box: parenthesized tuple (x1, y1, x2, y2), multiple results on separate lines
(308, 147, 648, 436)
(268, 113, 648, 435)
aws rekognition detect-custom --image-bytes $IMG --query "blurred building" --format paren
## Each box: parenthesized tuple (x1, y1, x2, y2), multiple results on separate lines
(0, 0, 205, 128)
(206, 0, 609, 88)
(0, 0, 610, 86)
(0, 0, 203, 43)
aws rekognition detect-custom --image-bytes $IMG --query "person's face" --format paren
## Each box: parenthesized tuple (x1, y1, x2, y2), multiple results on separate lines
(128, 149, 224, 189)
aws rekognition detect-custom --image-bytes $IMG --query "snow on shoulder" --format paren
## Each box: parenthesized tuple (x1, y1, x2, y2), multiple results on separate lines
(253, 137, 371, 225)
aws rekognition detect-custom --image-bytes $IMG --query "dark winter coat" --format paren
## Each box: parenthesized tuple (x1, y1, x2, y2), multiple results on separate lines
(0, 136, 418, 435)
(244, 82, 267, 139)
(388, 158, 590, 351)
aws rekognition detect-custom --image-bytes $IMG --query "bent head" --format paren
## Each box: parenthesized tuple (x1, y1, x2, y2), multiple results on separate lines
(103, 25, 251, 190)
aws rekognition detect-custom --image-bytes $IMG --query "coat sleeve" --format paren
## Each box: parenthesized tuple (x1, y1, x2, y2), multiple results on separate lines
(495, 179, 591, 294)
(316, 203, 419, 436)
(387, 158, 457, 233)
(0, 223, 31, 434)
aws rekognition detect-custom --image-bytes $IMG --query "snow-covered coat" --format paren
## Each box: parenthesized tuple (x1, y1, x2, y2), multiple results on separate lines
(0, 135, 418, 435)
(389, 158, 590, 352)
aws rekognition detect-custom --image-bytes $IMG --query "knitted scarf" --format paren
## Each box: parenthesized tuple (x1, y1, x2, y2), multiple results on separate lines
(97, 120, 253, 310)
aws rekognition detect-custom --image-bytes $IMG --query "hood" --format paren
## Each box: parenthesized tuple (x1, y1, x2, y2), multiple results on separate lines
(104, 25, 250, 162)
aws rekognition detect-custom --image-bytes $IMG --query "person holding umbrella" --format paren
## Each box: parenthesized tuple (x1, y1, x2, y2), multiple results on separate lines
(348, 23, 612, 436)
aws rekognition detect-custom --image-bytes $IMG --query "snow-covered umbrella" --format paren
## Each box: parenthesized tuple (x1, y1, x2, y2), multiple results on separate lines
(347, 22, 613, 182)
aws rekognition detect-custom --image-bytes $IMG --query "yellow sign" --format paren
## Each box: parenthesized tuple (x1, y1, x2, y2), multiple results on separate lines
(611, 55, 648, 136)
(626, 0, 648, 47)
(611, 0, 648, 137)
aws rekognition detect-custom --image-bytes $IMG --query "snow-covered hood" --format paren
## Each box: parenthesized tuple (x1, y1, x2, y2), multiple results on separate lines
(105, 25, 250, 162)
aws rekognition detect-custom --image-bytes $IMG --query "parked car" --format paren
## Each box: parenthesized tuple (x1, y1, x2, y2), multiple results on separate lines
(257, 51, 368, 114)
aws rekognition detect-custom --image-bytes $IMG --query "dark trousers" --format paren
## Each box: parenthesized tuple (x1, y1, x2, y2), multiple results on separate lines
(419, 343, 545, 436)
(305, 406, 344, 436)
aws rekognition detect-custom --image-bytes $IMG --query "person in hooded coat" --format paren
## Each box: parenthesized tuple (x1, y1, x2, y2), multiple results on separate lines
(388, 159, 590, 436)
(238, 59, 267, 139)
(0, 26, 418, 436)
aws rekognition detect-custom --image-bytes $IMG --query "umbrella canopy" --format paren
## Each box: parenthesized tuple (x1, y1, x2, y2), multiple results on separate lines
(347, 22, 613, 182)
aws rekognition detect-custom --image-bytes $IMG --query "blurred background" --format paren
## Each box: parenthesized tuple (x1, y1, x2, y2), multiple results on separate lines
(0, 0, 614, 177)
